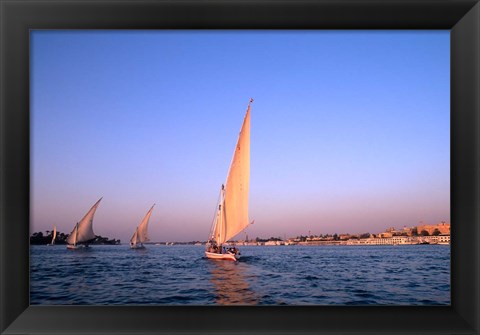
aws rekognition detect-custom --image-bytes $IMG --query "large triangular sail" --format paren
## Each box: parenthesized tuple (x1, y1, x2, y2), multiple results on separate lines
(66, 197, 102, 245)
(211, 100, 251, 244)
(131, 204, 155, 245)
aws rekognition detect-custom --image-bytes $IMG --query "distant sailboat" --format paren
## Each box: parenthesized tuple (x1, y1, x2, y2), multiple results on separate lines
(47, 226, 57, 246)
(205, 99, 253, 261)
(130, 204, 155, 249)
(66, 197, 102, 250)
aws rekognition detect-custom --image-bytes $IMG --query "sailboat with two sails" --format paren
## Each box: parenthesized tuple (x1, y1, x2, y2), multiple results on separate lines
(66, 197, 102, 250)
(205, 99, 253, 261)
(130, 204, 155, 249)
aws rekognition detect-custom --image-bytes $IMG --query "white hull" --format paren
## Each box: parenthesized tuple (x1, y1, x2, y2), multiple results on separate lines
(205, 251, 238, 261)
(66, 244, 90, 250)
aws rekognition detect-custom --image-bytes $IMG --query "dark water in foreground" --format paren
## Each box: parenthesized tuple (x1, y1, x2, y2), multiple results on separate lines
(30, 245, 450, 305)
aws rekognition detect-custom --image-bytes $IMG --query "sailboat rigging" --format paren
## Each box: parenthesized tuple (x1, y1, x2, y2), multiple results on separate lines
(205, 99, 253, 261)
(130, 204, 155, 249)
(66, 197, 102, 250)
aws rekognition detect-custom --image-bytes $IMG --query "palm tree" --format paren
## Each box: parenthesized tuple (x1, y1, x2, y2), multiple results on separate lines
(420, 230, 430, 236)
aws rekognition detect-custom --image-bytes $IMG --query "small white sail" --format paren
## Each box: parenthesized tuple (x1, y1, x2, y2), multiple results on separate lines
(51, 226, 57, 245)
(130, 228, 139, 245)
(211, 101, 251, 245)
(131, 204, 155, 246)
(66, 197, 102, 245)
(212, 203, 224, 244)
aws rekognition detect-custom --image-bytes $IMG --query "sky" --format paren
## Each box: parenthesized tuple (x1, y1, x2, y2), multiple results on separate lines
(30, 30, 450, 242)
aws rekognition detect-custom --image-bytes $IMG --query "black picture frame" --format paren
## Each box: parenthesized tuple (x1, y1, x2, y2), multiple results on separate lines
(1, 0, 479, 334)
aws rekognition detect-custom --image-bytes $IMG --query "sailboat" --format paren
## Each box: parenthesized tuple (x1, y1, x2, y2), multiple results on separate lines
(130, 204, 155, 249)
(47, 226, 57, 246)
(66, 197, 102, 250)
(205, 99, 253, 261)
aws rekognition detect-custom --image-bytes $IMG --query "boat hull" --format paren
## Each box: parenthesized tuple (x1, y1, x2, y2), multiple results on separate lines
(130, 244, 146, 250)
(66, 244, 90, 250)
(205, 251, 238, 261)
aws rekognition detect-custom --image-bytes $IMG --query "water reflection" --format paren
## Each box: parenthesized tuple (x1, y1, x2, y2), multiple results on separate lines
(209, 261, 259, 305)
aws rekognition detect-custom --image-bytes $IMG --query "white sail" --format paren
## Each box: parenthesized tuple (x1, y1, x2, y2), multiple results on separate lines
(51, 226, 57, 245)
(212, 101, 251, 244)
(131, 204, 155, 245)
(66, 197, 102, 245)
(130, 228, 138, 245)
(212, 202, 225, 243)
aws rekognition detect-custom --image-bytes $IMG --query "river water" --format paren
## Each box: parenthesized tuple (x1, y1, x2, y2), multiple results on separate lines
(30, 244, 450, 305)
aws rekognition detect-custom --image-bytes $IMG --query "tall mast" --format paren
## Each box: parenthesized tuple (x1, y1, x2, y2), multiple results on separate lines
(219, 185, 225, 245)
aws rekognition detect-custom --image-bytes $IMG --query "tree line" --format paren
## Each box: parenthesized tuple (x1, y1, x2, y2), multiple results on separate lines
(30, 230, 121, 245)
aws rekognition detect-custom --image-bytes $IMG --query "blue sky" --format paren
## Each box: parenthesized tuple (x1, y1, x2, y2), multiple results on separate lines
(31, 30, 450, 242)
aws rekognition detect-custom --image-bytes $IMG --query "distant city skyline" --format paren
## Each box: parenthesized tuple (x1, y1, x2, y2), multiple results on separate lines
(31, 30, 450, 242)
(31, 220, 450, 244)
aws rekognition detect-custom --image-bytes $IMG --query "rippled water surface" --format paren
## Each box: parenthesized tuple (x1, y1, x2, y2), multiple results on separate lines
(30, 245, 450, 305)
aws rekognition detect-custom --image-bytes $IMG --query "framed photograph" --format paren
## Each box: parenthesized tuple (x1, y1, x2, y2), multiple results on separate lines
(1, 0, 479, 334)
